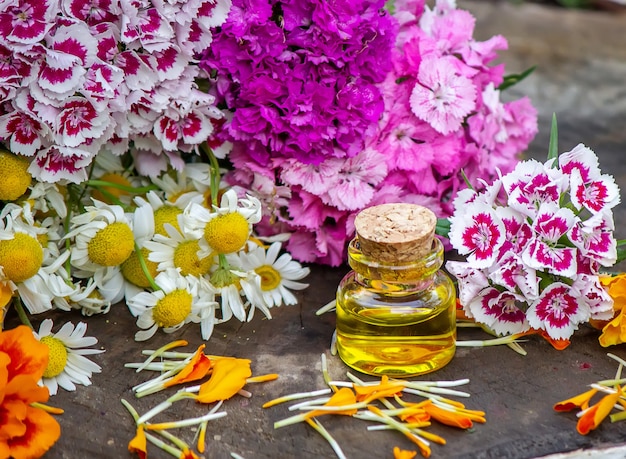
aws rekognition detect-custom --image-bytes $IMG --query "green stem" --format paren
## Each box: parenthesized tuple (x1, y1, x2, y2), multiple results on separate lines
(134, 242, 160, 292)
(85, 180, 158, 194)
(204, 144, 221, 207)
(13, 297, 32, 329)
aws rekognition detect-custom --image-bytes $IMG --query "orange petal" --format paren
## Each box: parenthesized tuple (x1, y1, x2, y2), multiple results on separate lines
(354, 376, 403, 403)
(164, 345, 212, 388)
(423, 403, 474, 429)
(179, 447, 200, 459)
(577, 391, 621, 435)
(305, 387, 358, 419)
(554, 388, 598, 412)
(128, 425, 147, 459)
(598, 311, 626, 347)
(394, 446, 418, 459)
(6, 404, 61, 459)
(0, 325, 49, 381)
(195, 357, 251, 404)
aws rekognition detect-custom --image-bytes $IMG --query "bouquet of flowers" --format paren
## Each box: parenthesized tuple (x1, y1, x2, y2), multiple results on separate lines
(446, 120, 621, 341)
(0, 0, 231, 181)
(200, 0, 538, 266)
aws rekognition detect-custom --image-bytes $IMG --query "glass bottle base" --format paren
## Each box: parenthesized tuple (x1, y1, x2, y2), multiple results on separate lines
(336, 334, 455, 378)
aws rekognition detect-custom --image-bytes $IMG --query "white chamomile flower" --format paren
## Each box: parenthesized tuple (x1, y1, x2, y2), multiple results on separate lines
(127, 269, 216, 341)
(27, 181, 68, 219)
(52, 276, 111, 316)
(118, 201, 159, 301)
(65, 200, 146, 303)
(35, 319, 104, 396)
(150, 162, 216, 208)
(186, 274, 219, 340)
(144, 219, 215, 278)
(0, 204, 73, 314)
(67, 200, 136, 272)
(186, 188, 262, 256)
(239, 242, 310, 307)
(134, 191, 187, 236)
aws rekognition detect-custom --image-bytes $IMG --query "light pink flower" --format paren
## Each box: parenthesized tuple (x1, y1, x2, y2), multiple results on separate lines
(325, 148, 388, 211)
(409, 56, 476, 135)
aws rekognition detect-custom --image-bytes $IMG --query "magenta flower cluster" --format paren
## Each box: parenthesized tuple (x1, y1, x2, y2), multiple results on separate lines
(201, 0, 538, 266)
(446, 144, 621, 340)
(0, 0, 231, 182)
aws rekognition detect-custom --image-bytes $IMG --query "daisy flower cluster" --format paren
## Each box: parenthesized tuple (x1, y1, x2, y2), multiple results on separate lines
(200, 0, 538, 266)
(0, 0, 232, 183)
(0, 146, 310, 346)
(446, 139, 621, 341)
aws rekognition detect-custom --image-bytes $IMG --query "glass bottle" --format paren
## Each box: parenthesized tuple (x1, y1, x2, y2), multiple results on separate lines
(335, 203, 456, 377)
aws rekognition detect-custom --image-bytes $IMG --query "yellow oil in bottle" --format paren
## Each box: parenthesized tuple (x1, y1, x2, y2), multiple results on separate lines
(336, 272, 456, 377)
(334, 203, 456, 378)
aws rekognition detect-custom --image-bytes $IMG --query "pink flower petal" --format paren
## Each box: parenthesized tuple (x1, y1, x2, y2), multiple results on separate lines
(467, 287, 529, 336)
(527, 283, 589, 340)
(449, 202, 505, 268)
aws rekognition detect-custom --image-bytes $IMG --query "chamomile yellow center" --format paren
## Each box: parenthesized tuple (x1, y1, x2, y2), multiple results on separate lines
(92, 172, 131, 204)
(0, 232, 44, 282)
(0, 150, 32, 201)
(203, 212, 249, 254)
(152, 289, 192, 328)
(121, 247, 159, 288)
(173, 240, 212, 277)
(40, 336, 68, 378)
(87, 222, 134, 266)
(36, 232, 49, 249)
(154, 206, 182, 236)
(255, 265, 282, 291)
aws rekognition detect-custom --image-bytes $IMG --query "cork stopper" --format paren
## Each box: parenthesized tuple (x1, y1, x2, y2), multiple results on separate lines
(354, 203, 436, 263)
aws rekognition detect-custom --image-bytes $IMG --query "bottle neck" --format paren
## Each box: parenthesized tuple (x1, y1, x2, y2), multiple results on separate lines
(347, 237, 444, 284)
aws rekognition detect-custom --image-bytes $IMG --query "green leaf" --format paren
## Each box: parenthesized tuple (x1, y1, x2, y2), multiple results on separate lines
(616, 247, 626, 265)
(547, 113, 559, 165)
(498, 66, 536, 91)
(435, 218, 451, 238)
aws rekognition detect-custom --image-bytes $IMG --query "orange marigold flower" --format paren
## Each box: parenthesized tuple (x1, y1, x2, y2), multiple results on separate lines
(0, 325, 61, 459)
(594, 274, 626, 346)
